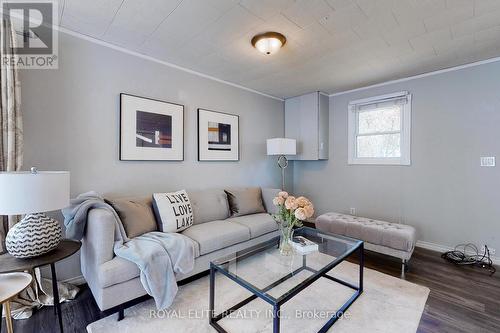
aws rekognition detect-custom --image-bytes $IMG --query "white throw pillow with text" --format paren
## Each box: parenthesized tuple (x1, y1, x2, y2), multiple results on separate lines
(153, 190, 193, 233)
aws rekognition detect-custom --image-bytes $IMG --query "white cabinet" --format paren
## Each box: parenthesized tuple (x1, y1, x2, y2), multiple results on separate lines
(285, 92, 329, 160)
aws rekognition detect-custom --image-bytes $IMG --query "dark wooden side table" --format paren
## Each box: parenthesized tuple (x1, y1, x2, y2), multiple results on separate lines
(0, 240, 81, 333)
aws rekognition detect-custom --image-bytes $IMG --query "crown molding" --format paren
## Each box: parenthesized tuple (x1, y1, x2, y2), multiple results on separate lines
(330, 56, 500, 97)
(56, 26, 285, 102)
(51, 26, 500, 102)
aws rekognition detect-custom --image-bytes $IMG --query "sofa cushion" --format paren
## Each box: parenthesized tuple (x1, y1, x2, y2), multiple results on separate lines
(227, 213, 278, 238)
(224, 187, 266, 217)
(181, 220, 250, 255)
(98, 256, 140, 288)
(105, 197, 157, 238)
(188, 189, 230, 225)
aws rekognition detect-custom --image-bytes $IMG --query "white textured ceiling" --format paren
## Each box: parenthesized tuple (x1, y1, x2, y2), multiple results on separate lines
(58, 0, 500, 98)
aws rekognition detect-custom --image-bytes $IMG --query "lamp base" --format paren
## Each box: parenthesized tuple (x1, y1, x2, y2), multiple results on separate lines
(277, 155, 289, 190)
(5, 213, 62, 258)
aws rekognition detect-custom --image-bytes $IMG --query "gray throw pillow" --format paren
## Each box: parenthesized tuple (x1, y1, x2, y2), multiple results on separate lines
(261, 188, 281, 215)
(188, 189, 230, 225)
(224, 187, 266, 217)
(105, 197, 157, 238)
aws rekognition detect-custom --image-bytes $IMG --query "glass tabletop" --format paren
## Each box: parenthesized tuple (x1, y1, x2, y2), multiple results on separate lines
(212, 227, 363, 303)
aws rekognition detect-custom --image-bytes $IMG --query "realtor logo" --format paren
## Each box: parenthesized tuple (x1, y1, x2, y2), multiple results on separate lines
(1, 0, 58, 68)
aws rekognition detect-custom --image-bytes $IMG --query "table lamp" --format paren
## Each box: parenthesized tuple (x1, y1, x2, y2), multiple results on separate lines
(266, 138, 296, 190)
(0, 168, 70, 258)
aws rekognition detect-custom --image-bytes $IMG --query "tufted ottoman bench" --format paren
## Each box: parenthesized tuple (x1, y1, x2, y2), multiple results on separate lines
(316, 212, 416, 277)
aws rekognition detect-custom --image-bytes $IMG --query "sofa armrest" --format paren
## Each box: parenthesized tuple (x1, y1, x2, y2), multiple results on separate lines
(81, 208, 115, 277)
(261, 188, 280, 215)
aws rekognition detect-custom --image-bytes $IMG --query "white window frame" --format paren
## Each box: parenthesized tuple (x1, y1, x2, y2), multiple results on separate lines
(348, 91, 411, 165)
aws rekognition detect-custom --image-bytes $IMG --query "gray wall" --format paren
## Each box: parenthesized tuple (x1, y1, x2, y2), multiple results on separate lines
(293, 61, 500, 254)
(20, 32, 285, 280)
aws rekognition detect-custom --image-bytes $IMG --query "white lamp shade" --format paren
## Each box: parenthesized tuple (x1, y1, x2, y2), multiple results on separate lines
(266, 138, 296, 156)
(0, 171, 70, 215)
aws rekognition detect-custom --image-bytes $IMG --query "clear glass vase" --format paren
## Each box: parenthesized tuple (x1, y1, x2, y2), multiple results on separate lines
(279, 224, 294, 256)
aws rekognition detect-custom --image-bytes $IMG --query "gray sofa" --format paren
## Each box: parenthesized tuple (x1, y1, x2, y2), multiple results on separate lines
(80, 187, 280, 313)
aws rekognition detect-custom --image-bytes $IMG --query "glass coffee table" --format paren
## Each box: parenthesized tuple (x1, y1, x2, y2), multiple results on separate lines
(209, 227, 364, 333)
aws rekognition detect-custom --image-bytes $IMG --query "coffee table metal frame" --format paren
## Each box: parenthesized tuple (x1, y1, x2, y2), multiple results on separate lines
(209, 227, 364, 333)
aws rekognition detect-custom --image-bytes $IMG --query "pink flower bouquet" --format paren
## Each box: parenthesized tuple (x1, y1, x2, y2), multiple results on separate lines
(272, 191, 314, 255)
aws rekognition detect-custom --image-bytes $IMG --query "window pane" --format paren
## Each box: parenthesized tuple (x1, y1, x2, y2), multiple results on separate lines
(357, 133, 401, 158)
(358, 106, 401, 134)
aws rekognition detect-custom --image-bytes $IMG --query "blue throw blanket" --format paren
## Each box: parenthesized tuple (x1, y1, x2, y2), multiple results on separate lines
(62, 191, 195, 309)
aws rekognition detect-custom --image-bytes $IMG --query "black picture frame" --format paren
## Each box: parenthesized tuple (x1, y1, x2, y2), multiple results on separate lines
(120, 93, 185, 161)
(197, 108, 240, 161)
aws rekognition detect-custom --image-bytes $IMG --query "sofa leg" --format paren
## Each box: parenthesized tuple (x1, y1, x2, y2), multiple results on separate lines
(401, 260, 409, 279)
(118, 308, 124, 321)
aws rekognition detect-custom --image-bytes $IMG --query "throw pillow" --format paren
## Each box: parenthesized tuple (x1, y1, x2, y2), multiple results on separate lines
(105, 197, 157, 238)
(153, 190, 194, 232)
(224, 187, 266, 217)
(261, 188, 281, 215)
(188, 189, 230, 225)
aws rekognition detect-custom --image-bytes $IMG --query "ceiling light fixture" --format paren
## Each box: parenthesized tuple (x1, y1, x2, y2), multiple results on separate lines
(251, 32, 286, 55)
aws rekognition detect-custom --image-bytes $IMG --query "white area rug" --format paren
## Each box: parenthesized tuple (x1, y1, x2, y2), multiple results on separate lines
(87, 257, 429, 333)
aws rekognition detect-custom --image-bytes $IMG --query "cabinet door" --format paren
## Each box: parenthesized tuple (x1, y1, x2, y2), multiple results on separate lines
(284, 96, 300, 160)
(298, 92, 319, 160)
(318, 93, 329, 160)
(285, 92, 319, 160)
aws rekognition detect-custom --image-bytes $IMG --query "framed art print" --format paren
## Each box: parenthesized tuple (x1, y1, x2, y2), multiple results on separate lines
(120, 93, 184, 161)
(198, 108, 239, 161)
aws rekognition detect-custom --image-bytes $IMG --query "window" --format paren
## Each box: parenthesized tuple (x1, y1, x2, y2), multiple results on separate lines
(348, 91, 411, 165)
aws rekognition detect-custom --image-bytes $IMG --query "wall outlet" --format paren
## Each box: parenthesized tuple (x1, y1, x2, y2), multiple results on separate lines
(349, 208, 356, 215)
(487, 246, 496, 255)
(480, 156, 495, 167)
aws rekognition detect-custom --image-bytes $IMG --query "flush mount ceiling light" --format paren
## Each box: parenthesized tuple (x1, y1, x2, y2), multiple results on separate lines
(251, 32, 286, 55)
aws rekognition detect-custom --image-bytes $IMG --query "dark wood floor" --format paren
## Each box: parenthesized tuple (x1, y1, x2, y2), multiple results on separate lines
(3, 247, 500, 333)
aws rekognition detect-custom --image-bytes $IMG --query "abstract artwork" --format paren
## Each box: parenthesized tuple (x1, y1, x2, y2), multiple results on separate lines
(198, 109, 239, 161)
(208, 121, 231, 151)
(136, 111, 172, 148)
(120, 93, 184, 161)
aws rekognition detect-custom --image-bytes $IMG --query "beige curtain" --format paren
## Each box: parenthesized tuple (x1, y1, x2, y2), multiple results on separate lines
(0, 18, 78, 319)
(0, 16, 23, 253)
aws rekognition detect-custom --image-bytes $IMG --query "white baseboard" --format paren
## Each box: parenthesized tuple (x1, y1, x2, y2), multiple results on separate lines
(416, 240, 500, 266)
(416, 240, 454, 253)
(63, 275, 86, 286)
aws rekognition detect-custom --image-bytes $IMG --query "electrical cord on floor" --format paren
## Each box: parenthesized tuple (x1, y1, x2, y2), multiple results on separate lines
(441, 243, 496, 275)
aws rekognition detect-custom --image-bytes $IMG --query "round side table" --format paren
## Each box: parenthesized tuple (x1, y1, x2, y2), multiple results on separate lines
(0, 272, 32, 333)
(0, 239, 81, 333)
